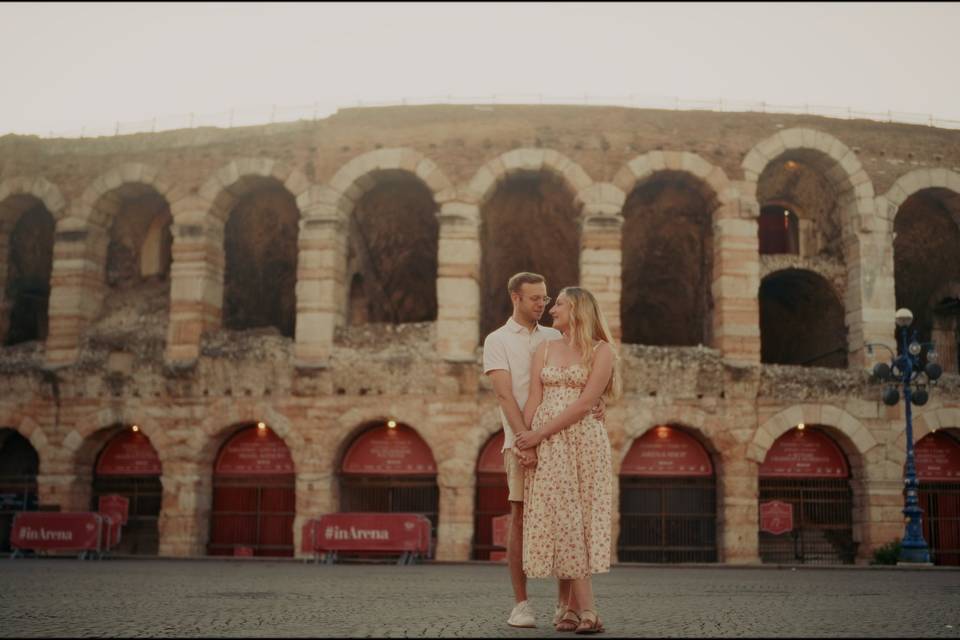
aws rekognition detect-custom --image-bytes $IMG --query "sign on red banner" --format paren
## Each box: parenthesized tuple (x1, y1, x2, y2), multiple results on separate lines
(215, 426, 295, 476)
(11, 512, 102, 552)
(491, 513, 510, 548)
(98, 494, 130, 526)
(309, 513, 430, 553)
(96, 430, 162, 476)
(759, 500, 794, 536)
(477, 432, 506, 474)
(759, 428, 849, 478)
(915, 432, 960, 481)
(620, 426, 713, 477)
(341, 425, 437, 475)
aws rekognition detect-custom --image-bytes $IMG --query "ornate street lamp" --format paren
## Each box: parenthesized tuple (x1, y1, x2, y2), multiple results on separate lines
(868, 308, 943, 564)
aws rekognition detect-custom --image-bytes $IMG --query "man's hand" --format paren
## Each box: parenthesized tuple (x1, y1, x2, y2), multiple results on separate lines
(514, 429, 543, 450)
(516, 447, 538, 469)
(591, 397, 607, 421)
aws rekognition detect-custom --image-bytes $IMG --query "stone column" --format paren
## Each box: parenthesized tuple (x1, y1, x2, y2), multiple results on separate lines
(165, 217, 224, 365)
(157, 461, 211, 557)
(45, 220, 107, 367)
(294, 216, 348, 367)
(846, 198, 897, 367)
(720, 453, 761, 564)
(436, 203, 480, 362)
(712, 193, 761, 364)
(292, 471, 336, 559)
(434, 461, 474, 561)
(579, 213, 623, 340)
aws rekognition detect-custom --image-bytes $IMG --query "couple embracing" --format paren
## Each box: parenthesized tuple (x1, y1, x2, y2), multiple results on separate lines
(483, 272, 621, 634)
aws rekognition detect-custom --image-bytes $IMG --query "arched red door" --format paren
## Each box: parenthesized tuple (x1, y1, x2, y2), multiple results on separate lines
(618, 425, 717, 563)
(916, 431, 960, 566)
(93, 427, 162, 554)
(209, 424, 295, 557)
(759, 426, 854, 564)
(473, 431, 508, 560)
(339, 422, 438, 557)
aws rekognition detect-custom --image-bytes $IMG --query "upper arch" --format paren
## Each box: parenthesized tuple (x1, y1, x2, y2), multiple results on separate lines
(464, 148, 594, 211)
(613, 150, 731, 206)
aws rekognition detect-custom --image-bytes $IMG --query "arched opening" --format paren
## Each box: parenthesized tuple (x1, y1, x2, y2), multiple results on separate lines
(618, 425, 717, 563)
(339, 421, 438, 557)
(893, 188, 960, 373)
(346, 170, 438, 325)
(758, 426, 855, 564)
(480, 171, 580, 339)
(915, 430, 960, 566)
(473, 431, 508, 560)
(104, 185, 172, 289)
(757, 154, 842, 260)
(223, 179, 299, 337)
(759, 269, 847, 368)
(620, 171, 715, 346)
(758, 205, 800, 255)
(0, 429, 39, 552)
(91, 425, 162, 555)
(209, 423, 295, 557)
(2, 198, 54, 346)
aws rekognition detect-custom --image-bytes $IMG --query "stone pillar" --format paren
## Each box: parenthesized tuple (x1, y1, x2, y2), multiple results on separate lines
(720, 454, 761, 564)
(165, 217, 224, 365)
(858, 478, 904, 563)
(157, 461, 211, 557)
(712, 196, 761, 364)
(579, 213, 623, 340)
(436, 203, 480, 362)
(847, 197, 895, 368)
(292, 471, 336, 559)
(294, 216, 347, 367)
(434, 462, 474, 561)
(45, 220, 106, 367)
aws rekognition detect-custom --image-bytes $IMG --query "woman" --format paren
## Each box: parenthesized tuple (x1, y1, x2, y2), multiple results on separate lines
(514, 286, 621, 634)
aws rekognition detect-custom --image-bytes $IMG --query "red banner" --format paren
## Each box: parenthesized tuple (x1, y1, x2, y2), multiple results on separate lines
(759, 427, 849, 478)
(98, 494, 130, 526)
(341, 425, 437, 475)
(620, 425, 713, 477)
(916, 432, 960, 481)
(95, 430, 161, 476)
(477, 432, 506, 474)
(759, 500, 794, 535)
(215, 426, 295, 476)
(306, 513, 430, 553)
(11, 512, 101, 552)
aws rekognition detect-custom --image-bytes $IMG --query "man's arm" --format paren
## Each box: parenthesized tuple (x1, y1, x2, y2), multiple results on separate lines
(488, 369, 529, 442)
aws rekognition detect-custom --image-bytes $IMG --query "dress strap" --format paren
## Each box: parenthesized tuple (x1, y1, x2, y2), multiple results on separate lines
(543, 339, 550, 366)
(592, 340, 606, 352)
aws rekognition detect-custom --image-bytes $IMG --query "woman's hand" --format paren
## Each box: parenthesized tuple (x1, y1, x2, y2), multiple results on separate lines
(514, 430, 543, 450)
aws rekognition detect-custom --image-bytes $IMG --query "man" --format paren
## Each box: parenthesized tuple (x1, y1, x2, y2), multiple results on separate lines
(483, 272, 602, 629)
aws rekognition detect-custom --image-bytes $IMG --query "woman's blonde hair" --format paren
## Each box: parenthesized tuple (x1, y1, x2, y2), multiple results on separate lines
(558, 286, 622, 401)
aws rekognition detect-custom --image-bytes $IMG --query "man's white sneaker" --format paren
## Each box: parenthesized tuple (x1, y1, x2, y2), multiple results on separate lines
(507, 600, 537, 628)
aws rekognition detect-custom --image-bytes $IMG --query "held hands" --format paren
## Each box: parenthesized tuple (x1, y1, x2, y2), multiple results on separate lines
(514, 429, 543, 451)
(592, 397, 606, 421)
(515, 447, 538, 469)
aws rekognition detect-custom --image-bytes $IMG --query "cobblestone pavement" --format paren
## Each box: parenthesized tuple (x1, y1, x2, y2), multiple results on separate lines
(2, 558, 959, 637)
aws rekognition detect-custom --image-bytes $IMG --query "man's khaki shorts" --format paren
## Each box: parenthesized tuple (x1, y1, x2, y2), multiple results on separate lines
(504, 448, 524, 502)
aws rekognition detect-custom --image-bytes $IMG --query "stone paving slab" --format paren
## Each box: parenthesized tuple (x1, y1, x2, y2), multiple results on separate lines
(1, 559, 959, 637)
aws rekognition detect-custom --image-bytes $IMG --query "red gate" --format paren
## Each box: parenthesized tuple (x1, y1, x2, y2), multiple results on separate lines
(916, 431, 960, 566)
(209, 424, 295, 557)
(473, 431, 509, 560)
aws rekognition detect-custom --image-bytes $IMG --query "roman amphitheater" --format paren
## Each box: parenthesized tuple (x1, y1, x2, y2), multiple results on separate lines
(1, 104, 958, 565)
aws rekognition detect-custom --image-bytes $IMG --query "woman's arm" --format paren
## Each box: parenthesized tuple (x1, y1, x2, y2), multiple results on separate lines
(522, 341, 548, 429)
(515, 343, 613, 450)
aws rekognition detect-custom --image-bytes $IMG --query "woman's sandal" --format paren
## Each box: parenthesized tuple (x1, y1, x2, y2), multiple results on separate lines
(555, 609, 581, 632)
(575, 609, 604, 635)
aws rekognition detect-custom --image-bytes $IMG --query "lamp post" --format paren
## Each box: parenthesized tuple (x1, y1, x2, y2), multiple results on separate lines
(868, 308, 943, 564)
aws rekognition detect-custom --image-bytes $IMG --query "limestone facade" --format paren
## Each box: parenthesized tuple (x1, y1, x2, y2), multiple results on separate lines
(1, 105, 959, 563)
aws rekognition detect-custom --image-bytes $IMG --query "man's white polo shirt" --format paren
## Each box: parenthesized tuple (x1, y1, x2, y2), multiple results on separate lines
(483, 317, 562, 452)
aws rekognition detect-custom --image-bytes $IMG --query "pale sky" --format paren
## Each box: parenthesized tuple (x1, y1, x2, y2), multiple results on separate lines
(2, 2, 959, 137)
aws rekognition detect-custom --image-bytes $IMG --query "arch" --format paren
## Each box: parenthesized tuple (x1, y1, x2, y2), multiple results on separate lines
(174, 157, 310, 224)
(750, 404, 876, 464)
(906, 408, 960, 444)
(194, 402, 302, 472)
(613, 150, 731, 207)
(882, 168, 960, 217)
(74, 163, 173, 228)
(0, 177, 67, 226)
(331, 410, 439, 475)
(310, 148, 455, 221)
(464, 148, 594, 212)
(742, 128, 875, 228)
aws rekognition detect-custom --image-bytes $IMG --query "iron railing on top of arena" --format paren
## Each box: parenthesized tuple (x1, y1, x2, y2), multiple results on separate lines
(21, 94, 960, 140)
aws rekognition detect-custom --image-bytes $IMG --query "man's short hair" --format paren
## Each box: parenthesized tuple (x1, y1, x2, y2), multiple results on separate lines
(507, 272, 546, 296)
